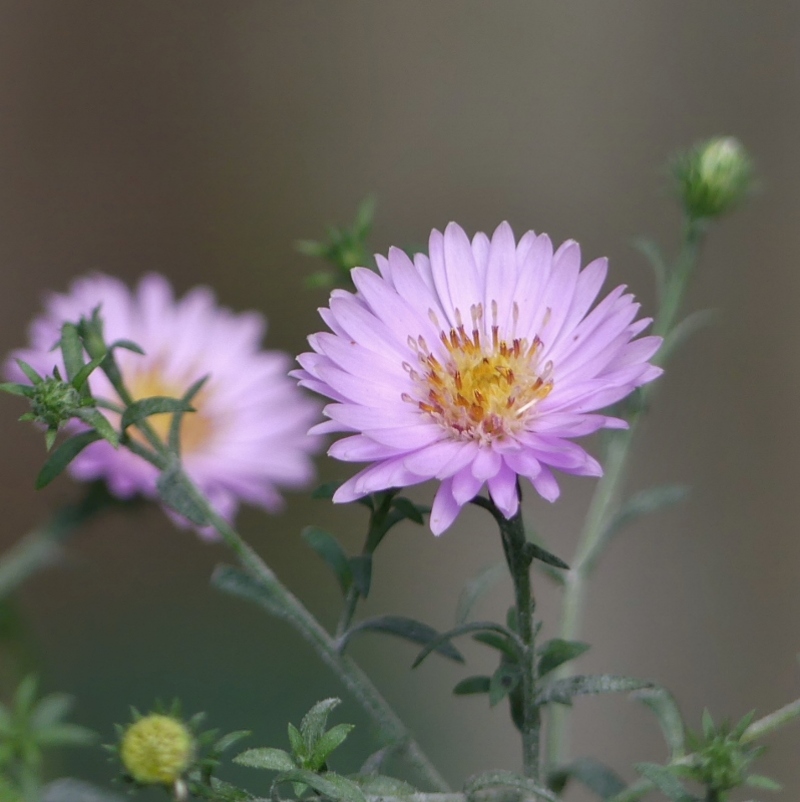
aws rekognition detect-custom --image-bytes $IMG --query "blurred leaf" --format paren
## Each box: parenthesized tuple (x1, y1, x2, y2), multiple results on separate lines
(632, 237, 669, 296)
(302, 527, 352, 595)
(71, 355, 105, 394)
(107, 339, 145, 356)
(15, 360, 43, 385)
(349, 774, 415, 796)
(14, 676, 38, 716)
(273, 770, 365, 802)
(213, 730, 251, 753)
(635, 763, 696, 802)
(212, 565, 288, 621)
(168, 376, 209, 456)
(537, 675, 652, 706)
(36, 724, 96, 747)
(633, 686, 686, 759)
(120, 397, 193, 432)
(413, 621, 519, 668)
(156, 462, 210, 526)
(338, 616, 463, 663)
(456, 562, 506, 625)
(234, 748, 296, 771)
(453, 676, 491, 696)
(746, 774, 782, 791)
(349, 555, 372, 598)
(660, 309, 718, 363)
(549, 757, 627, 800)
(59, 324, 84, 383)
(537, 639, 590, 678)
(36, 432, 102, 488)
(489, 664, 521, 707)
(312, 481, 342, 500)
(287, 723, 305, 762)
(390, 497, 425, 525)
(523, 542, 570, 570)
(0, 383, 34, 398)
(30, 694, 74, 731)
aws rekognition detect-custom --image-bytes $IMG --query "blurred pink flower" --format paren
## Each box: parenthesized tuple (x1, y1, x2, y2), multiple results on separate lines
(8, 274, 320, 534)
(295, 222, 662, 535)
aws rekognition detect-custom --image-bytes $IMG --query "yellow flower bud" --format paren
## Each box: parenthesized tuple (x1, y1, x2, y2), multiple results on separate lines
(120, 714, 193, 785)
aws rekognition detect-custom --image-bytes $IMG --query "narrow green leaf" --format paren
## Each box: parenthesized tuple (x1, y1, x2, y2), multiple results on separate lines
(349, 774, 416, 796)
(71, 355, 106, 394)
(473, 631, 519, 661)
(456, 562, 506, 625)
(213, 730, 251, 753)
(538, 675, 653, 706)
(59, 323, 85, 383)
(74, 408, 119, 447)
(30, 693, 74, 730)
(523, 541, 570, 570)
(338, 616, 464, 663)
(321, 773, 369, 802)
(311, 723, 354, 768)
(16, 360, 43, 385)
(660, 309, 718, 363)
(702, 708, 715, 740)
(489, 664, 521, 707)
(549, 757, 627, 800)
(234, 747, 296, 771)
(301, 698, 341, 751)
(413, 621, 520, 668)
(632, 237, 668, 295)
(107, 339, 145, 356)
(36, 432, 102, 488)
(537, 639, 590, 678)
(465, 770, 559, 802)
(390, 497, 425, 525)
(120, 397, 194, 432)
(0, 382, 34, 398)
(287, 723, 305, 761)
(633, 686, 686, 759)
(349, 555, 372, 598)
(156, 462, 209, 525)
(211, 565, 289, 621)
(302, 527, 352, 595)
(746, 774, 782, 791)
(45, 427, 58, 451)
(273, 770, 366, 802)
(37, 723, 97, 746)
(453, 676, 491, 696)
(634, 763, 695, 802)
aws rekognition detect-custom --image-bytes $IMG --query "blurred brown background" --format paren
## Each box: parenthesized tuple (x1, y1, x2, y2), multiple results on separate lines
(0, 2, 799, 799)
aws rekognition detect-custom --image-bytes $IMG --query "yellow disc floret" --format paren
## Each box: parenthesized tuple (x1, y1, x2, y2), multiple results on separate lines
(120, 714, 194, 785)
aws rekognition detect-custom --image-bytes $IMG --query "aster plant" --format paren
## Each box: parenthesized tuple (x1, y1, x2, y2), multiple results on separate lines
(0, 137, 797, 802)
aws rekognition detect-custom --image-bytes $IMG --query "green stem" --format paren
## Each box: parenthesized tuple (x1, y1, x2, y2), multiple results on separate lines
(496, 503, 540, 782)
(546, 216, 708, 772)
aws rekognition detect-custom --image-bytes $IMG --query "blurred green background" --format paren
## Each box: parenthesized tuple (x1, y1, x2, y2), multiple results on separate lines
(0, 2, 799, 800)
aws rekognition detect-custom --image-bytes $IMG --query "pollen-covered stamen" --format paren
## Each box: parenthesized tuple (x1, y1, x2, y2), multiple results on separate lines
(405, 305, 554, 442)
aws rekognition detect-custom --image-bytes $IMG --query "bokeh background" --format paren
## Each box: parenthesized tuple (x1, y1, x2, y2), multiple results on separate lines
(0, 2, 799, 799)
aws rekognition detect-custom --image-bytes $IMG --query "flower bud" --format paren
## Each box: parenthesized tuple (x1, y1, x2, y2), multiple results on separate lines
(120, 714, 194, 786)
(674, 136, 753, 219)
(29, 377, 82, 430)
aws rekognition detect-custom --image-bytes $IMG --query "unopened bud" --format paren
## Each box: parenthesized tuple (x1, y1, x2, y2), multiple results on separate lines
(120, 714, 194, 786)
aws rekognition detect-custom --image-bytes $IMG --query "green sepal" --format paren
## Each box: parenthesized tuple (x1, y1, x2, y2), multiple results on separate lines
(456, 562, 506, 625)
(234, 747, 296, 771)
(453, 676, 491, 696)
(412, 621, 520, 668)
(634, 763, 697, 802)
(302, 527, 352, 595)
(548, 757, 627, 799)
(337, 616, 464, 663)
(36, 431, 103, 488)
(107, 339, 145, 356)
(71, 354, 106, 395)
(537, 675, 653, 707)
(537, 639, 590, 678)
(156, 461, 210, 525)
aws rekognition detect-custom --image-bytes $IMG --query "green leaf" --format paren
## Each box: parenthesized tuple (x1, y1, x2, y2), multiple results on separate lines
(473, 631, 519, 661)
(30, 693, 74, 730)
(213, 730, 251, 753)
(211, 565, 289, 621)
(273, 770, 366, 802)
(661, 309, 718, 363)
(537, 639, 590, 678)
(107, 339, 145, 356)
(120, 397, 194, 432)
(390, 497, 425, 525)
(36, 432, 102, 488)
(166, 376, 208, 456)
(311, 723, 354, 768)
(465, 770, 559, 802)
(412, 621, 520, 668)
(74, 408, 119, 447)
(489, 663, 521, 706)
(702, 708, 715, 740)
(36, 723, 97, 746)
(523, 541, 570, 570)
(590, 485, 689, 574)
(633, 686, 686, 759)
(537, 675, 653, 706)
(156, 462, 210, 526)
(59, 323, 85, 383)
(234, 747, 296, 771)
(456, 562, 506, 625)
(15, 360, 43, 385)
(288, 723, 305, 761)
(312, 481, 342, 500)
(746, 774, 782, 791)
(634, 763, 696, 802)
(71, 355, 106, 394)
(453, 676, 491, 696)
(301, 698, 341, 751)
(0, 382, 34, 398)
(549, 757, 627, 799)
(302, 527, 352, 595)
(349, 555, 372, 598)
(349, 774, 416, 796)
(338, 616, 464, 663)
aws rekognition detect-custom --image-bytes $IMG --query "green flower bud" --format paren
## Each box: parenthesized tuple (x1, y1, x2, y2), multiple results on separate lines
(674, 136, 753, 219)
(29, 376, 82, 430)
(120, 714, 194, 786)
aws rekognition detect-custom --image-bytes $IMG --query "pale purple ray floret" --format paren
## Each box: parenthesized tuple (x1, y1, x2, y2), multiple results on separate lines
(294, 222, 662, 535)
(8, 274, 320, 537)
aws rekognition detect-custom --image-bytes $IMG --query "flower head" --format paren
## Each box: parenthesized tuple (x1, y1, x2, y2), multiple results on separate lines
(120, 713, 193, 786)
(295, 223, 662, 534)
(8, 274, 319, 533)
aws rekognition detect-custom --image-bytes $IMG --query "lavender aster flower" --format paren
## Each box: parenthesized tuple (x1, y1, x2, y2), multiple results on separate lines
(295, 223, 662, 535)
(8, 274, 319, 533)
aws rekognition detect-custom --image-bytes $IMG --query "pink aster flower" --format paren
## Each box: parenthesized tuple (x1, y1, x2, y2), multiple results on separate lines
(8, 273, 320, 533)
(295, 222, 662, 535)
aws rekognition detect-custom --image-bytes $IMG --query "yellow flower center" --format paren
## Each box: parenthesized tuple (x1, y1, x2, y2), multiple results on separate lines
(404, 302, 553, 442)
(120, 714, 193, 785)
(126, 365, 212, 453)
